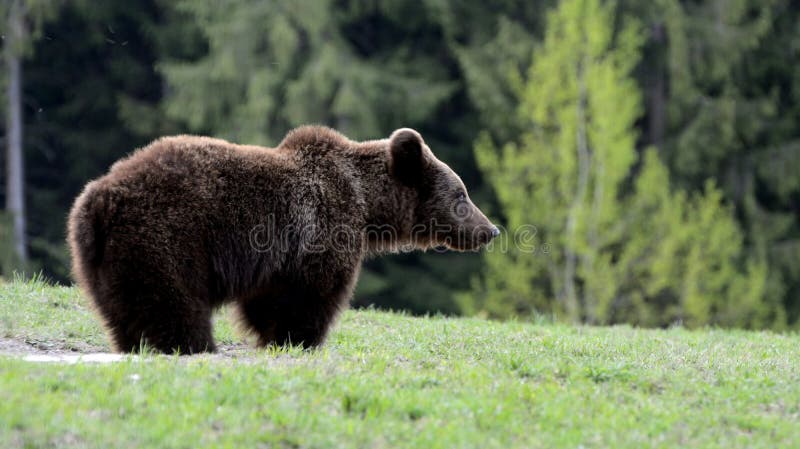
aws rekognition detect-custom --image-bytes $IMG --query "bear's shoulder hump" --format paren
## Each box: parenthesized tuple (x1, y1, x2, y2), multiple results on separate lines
(278, 126, 351, 152)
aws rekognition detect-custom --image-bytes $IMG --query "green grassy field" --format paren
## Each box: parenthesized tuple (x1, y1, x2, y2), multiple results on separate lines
(0, 279, 798, 448)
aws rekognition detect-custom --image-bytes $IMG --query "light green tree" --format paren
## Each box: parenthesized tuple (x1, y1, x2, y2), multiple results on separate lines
(463, 0, 775, 328)
(464, 0, 642, 323)
(615, 151, 772, 327)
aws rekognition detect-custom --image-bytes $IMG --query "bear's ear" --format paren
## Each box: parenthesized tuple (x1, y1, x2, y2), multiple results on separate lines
(389, 128, 426, 186)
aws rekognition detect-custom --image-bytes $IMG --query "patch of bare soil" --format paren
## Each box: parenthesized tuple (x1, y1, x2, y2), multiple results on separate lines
(0, 336, 299, 364)
(0, 336, 97, 355)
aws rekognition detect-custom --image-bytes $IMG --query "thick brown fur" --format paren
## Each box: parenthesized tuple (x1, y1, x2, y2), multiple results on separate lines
(67, 126, 497, 354)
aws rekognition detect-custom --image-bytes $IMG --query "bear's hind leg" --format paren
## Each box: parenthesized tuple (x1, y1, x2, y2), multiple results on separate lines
(139, 305, 216, 354)
(97, 288, 216, 354)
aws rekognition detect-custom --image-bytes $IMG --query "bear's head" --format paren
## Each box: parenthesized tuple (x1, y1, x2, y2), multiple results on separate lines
(389, 128, 500, 251)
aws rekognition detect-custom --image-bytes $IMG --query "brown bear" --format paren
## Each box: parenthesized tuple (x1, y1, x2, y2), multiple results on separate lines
(67, 126, 498, 354)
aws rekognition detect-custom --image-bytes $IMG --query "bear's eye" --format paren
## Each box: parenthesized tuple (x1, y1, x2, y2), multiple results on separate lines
(456, 192, 466, 201)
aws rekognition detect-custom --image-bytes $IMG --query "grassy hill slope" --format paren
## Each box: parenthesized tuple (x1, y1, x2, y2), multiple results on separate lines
(1, 280, 798, 448)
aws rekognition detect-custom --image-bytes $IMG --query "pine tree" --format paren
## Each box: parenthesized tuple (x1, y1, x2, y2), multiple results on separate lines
(160, 0, 456, 145)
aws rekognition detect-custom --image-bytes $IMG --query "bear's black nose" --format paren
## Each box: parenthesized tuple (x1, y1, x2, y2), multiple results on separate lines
(490, 225, 500, 238)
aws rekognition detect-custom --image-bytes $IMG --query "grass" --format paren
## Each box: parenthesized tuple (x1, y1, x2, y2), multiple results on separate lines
(0, 279, 798, 448)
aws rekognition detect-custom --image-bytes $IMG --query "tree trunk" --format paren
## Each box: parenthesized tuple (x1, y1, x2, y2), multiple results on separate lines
(563, 59, 590, 323)
(5, 0, 28, 264)
(647, 22, 666, 150)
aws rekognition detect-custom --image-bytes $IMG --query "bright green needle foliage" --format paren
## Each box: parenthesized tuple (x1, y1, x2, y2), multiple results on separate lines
(1, 280, 799, 448)
(463, 0, 774, 328)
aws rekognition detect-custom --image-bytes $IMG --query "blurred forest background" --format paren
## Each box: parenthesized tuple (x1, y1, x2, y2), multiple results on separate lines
(1, 0, 798, 329)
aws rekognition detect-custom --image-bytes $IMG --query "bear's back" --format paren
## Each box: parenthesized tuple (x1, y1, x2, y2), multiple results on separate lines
(106, 135, 277, 184)
(88, 130, 368, 261)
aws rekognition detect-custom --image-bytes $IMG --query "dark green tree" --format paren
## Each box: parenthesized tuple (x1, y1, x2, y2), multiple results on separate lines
(14, 0, 184, 280)
(621, 0, 799, 326)
(1, 0, 60, 277)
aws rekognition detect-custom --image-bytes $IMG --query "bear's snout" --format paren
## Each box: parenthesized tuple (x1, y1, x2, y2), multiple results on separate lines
(471, 223, 500, 248)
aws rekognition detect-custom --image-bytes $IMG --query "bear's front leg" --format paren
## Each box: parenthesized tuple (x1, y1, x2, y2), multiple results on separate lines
(238, 271, 357, 349)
